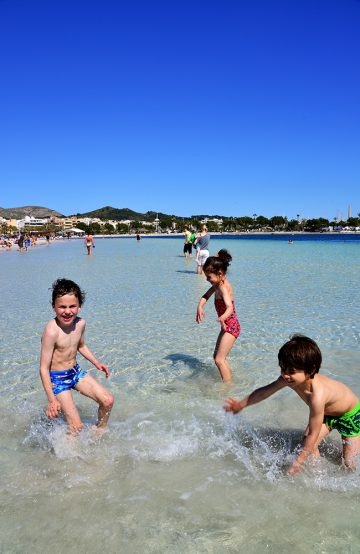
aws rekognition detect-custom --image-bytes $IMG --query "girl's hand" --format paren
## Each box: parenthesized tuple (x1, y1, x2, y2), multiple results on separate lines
(96, 363, 110, 378)
(46, 399, 61, 419)
(217, 316, 227, 332)
(196, 308, 204, 324)
(224, 398, 243, 414)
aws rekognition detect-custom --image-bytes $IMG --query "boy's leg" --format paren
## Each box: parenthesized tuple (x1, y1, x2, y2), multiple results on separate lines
(75, 374, 114, 428)
(342, 436, 360, 470)
(213, 331, 236, 383)
(56, 390, 83, 434)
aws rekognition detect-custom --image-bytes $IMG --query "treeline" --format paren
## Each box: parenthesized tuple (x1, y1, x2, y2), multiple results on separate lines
(75, 214, 360, 235)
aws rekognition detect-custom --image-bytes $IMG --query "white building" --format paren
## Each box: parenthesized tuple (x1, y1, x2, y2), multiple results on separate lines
(18, 216, 49, 229)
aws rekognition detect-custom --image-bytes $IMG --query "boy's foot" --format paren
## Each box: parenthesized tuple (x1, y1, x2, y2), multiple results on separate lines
(91, 425, 109, 439)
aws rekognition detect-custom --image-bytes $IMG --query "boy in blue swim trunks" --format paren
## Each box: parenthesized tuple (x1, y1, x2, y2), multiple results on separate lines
(224, 335, 360, 474)
(40, 278, 114, 434)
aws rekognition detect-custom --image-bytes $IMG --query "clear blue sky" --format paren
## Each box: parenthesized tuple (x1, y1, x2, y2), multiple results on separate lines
(1, 0, 359, 220)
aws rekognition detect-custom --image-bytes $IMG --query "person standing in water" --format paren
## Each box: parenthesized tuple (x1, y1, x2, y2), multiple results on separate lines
(183, 225, 193, 257)
(84, 233, 94, 255)
(40, 278, 114, 434)
(196, 250, 240, 382)
(194, 225, 210, 274)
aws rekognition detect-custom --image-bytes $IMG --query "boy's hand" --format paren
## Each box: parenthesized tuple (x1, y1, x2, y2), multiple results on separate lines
(224, 398, 243, 414)
(287, 463, 302, 476)
(196, 308, 204, 324)
(46, 399, 61, 419)
(96, 363, 110, 378)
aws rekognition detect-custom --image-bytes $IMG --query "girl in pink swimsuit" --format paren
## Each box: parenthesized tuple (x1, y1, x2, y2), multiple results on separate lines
(196, 250, 240, 383)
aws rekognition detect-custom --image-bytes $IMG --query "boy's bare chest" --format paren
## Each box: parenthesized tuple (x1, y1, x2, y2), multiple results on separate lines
(55, 330, 80, 352)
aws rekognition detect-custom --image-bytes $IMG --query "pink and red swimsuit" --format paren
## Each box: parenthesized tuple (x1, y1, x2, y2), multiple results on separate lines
(214, 298, 241, 339)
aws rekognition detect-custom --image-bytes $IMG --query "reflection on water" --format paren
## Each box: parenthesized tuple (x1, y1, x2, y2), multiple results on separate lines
(0, 238, 360, 552)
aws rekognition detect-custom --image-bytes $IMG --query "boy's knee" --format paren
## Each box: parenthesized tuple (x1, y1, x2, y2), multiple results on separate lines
(101, 393, 114, 410)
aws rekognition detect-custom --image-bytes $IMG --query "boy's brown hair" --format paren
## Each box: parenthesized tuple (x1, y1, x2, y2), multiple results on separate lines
(278, 334, 322, 379)
(52, 278, 85, 307)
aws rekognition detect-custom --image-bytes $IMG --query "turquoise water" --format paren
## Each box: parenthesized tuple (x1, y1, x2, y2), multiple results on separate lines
(1, 238, 360, 553)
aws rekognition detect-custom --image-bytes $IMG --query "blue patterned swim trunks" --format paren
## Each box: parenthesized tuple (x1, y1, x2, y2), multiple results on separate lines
(50, 362, 87, 395)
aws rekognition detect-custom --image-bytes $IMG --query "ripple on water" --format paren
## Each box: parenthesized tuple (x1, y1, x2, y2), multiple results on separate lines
(1, 238, 360, 552)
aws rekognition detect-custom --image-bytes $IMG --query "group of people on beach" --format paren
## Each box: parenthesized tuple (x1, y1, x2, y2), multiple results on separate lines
(0, 233, 53, 251)
(39, 233, 360, 475)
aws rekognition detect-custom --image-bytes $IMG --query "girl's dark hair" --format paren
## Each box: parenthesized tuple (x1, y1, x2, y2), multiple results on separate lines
(278, 334, 322, 378)
(203, 250, 232, 275)
(217, 249, 232, 265)
(51, 278, 85, 307)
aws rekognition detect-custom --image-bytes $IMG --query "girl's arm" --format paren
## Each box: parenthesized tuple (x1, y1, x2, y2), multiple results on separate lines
(217, 283, 234, 330)
(77, 326, 109, 377)
(196, 286, 215, 323)
(224, 376, 287, 413)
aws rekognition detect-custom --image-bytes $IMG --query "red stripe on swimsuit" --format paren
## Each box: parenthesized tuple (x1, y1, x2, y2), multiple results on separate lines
(214, 298, 241, 339)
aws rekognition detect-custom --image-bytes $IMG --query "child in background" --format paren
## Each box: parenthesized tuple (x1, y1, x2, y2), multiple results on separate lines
(40, 278, 114, 434)
(196, 250, 240, 382)
(224, 335, 360, 474)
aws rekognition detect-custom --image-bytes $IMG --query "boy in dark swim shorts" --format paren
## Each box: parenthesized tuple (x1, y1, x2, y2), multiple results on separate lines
(225, 335, 360, 474)
(40, 278, 114, 434)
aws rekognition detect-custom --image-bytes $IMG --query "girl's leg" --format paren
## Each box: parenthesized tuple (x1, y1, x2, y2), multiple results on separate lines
(75, 374, 114, 428)
(213, 331, 236, 383)
(342, 436, 360, 469)
(56, 390, 83, 434)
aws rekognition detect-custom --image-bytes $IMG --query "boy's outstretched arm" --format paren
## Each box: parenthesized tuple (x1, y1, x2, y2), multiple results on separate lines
(224, 376, 287, 413)
(77, 328, 109, 378)
(40, 326, 61, 419)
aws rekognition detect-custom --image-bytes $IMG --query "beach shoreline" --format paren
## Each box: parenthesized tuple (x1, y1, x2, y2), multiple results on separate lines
(2, 231, 359, 254)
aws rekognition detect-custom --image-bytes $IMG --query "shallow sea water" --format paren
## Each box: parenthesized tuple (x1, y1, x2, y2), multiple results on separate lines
(1, 237, 360, 553)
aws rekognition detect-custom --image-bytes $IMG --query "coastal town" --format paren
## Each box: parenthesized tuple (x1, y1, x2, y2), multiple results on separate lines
(1, 206, 360, 245)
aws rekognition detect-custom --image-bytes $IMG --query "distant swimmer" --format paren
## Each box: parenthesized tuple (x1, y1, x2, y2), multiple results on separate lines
(40, 278, 114, 435)
(196, 250, 240, 383)
(136, 234, 141, 241)
(225, 335, 360, 475)
(288, 239, 294, 244)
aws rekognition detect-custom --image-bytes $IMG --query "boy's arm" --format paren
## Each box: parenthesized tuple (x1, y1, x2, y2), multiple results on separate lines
(77, 325, 109, 377)
(40, 326, 62, 419)
(288, 396, 325, 475)
(217, 284, 233, 331)
(224, 376, 287, 413)
(196, 286, 215, 323)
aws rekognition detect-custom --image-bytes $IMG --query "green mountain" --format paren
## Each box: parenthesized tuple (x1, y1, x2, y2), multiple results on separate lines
(0, 205, 63, 219)
(71, 206, 184, 221)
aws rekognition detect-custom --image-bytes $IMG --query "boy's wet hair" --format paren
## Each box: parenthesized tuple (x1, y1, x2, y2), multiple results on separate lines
(51, 278, 85, 307)
(278, 334, 322, 379)
(203, 249, 232, 275)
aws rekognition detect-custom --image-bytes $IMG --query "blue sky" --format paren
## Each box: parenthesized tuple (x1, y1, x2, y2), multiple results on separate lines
(0, 0, 359, 219)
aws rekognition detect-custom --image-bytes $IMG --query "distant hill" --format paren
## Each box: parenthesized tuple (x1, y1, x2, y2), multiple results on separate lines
(0, 204, 224, 222)
(0, 205, 63, 219)
(71, 206, 184, 221)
